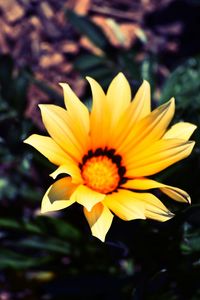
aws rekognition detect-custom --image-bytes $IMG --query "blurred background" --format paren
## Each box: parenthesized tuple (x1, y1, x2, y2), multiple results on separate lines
(0, 0, 200, 299)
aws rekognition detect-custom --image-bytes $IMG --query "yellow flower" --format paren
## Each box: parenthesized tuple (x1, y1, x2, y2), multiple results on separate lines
(24, 73, 196, 242)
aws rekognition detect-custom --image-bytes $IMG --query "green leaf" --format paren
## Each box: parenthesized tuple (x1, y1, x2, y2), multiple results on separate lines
(0, 218, 22, 230)
(162, 57, 200, 109)
(116, 50, 140, 81)
(66, 10, 110, 50)
(181, 232, 200, 254)
(74, 54, 106, 71)
(140, 55, 158, 92)
(18, 237, 71, 254)
(0, 177, 18, 200)
(11, 70, 29, 114)
(0, 249, 50, 269)
(46, 217, 81, 240)
(74, 53, 115, 88)
(83, 66, 114, 81)
(0, 54, 14, 88)
(35, 215, 82, 241)
(23, 221, 43, 234)
(161, 56, 200, 152)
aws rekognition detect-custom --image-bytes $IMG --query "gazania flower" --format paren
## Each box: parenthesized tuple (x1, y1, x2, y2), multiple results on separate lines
(24, 73, 196, 242)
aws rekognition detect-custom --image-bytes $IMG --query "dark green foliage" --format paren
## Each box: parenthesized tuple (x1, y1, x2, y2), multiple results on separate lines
(1, 8, 200, 299)
(66, 10, 112, 51)
(162, 57, 200, 110)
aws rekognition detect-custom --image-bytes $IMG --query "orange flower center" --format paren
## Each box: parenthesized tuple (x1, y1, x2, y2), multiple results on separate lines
(81, 155, 120, 194)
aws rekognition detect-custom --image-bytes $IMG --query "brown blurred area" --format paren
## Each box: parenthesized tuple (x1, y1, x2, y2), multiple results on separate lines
(0, 0, 185, 126)
(0, 1, 175, 84)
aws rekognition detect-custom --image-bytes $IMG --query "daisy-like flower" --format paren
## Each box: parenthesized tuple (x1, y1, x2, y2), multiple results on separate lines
(24, 73, 196, 242)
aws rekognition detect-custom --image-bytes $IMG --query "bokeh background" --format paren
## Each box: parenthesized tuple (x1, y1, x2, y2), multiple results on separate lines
(0, 0, 200, 299)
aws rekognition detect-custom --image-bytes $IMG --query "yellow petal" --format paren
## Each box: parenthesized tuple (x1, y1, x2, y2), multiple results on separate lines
(39, 104, 85, 162)
(86, 77, 110, 149)
(106, 73, 131, 127)
(126, 139, 195, 177)
(108, 80, 151, 149)
(70, 184, 105, 211)
(163, 122, 197, 140)
(41, 177, 77, 213)
(50, 164, 83, 184)
(84, 202, 113, 242)
(59, 83, 89, 135)
(104, 189, 146, 221)
(145, 210, 173, 222)
(122, 178, 190, 203)
(160, 186, 191, 204)
(24, 134, 71, 166)
(119, 98, 175, 156)
(128, 191, 174, 222)
(130, 79, 151, 121)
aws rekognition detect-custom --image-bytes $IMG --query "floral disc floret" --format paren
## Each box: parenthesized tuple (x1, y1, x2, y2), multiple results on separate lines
(80, 148, 127, 194)
(82, 156, 119, 193)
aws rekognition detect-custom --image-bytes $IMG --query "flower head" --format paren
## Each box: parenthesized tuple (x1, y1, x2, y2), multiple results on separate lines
(24, 73, 196, 242)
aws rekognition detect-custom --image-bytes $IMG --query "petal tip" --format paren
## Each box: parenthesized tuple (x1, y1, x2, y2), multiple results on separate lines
(164, 97, 175, 108)
(40, 208, 46, 214)
(92, 233, 105, 242)
(142, 79, 150, 86)
(85, 76, 93, 81)
(23, 137, 30, 144)
(49, 172, 56, 179)
(59, 82, 68, 89)
(38, 104, 46, 112)
(168, 211, 175, 218)
(170, 97, 175, 105)
(161, 210, 175, 221)
(187, 195, 191, 204)
(110, 72, 126, 83)
(85, 205, 93, 212)
(85, 76, 96, 86)
(116, 72, 126, 80)
(141, 80, 151, 94)
(41, 203, 49, 214)
(187, 140, 196, 151)
(23, 134, 34, 145)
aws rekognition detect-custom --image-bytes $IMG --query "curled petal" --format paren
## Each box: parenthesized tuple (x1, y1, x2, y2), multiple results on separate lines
(41, 177, 77, 213)
(122, 178, 191, 203)
(84, 202, 113, 242)
(50, 164, 83, 184)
